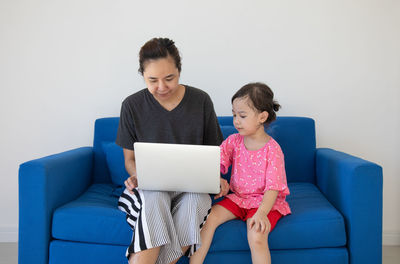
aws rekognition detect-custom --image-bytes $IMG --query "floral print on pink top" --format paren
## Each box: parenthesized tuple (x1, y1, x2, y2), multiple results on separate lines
(220, 134, 291, 215)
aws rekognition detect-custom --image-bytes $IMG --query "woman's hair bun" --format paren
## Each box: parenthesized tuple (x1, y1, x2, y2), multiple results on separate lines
(159, 38, 175, 47)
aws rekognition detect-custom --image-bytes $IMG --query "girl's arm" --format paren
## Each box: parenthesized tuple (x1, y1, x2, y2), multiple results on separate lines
(214, 178, 229, 199)
(248, 190, 279, 233)
(215, 137, 234, 199)
(219, 135, 235, 174)
(258, 190, 279, 214)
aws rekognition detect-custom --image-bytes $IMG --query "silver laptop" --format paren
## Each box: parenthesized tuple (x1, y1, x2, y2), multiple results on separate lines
(134, 142, 220, 194)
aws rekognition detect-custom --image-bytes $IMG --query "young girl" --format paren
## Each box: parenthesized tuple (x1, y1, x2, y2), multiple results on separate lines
(190, 82, 291, 264)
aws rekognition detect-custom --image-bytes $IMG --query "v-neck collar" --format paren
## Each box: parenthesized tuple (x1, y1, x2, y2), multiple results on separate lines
(146, 85, 188, 114)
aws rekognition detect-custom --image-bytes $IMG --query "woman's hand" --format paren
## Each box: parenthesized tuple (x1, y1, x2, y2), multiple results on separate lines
(214, 178, 229, 199)
(248, 209, 271, 234)
(124, 174, 138, 194)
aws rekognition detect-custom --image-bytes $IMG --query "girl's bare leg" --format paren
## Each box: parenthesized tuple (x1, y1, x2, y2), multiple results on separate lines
(247, 219, 270, 264)
(189, 205, 236, 264)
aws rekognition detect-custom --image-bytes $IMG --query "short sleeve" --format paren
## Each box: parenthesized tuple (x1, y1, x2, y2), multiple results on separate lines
(264, 143, 290, 195)
(203, 94, 223, 146)
(219, 134, 236, 174)
(115, 100, 137, 150)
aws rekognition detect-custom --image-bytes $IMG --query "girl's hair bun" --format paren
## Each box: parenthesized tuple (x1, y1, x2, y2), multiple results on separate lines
(232, 82, 281, 125)
(273, 101, 281, 112)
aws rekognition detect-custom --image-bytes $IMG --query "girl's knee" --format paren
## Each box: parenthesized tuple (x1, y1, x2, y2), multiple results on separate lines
(248, 230, 269, 248)
(206, 205, 233, 227)
(204, 209, 221, 227)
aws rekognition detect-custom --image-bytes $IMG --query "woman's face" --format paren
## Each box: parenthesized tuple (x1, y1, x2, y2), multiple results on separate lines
(142, 56, 181, 103)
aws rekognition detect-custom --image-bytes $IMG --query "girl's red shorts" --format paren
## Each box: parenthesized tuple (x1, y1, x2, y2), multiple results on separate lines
(216, 197, 282, 231)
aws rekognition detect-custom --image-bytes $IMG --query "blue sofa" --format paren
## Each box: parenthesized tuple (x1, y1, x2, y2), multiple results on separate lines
(18, 116, 383, 264)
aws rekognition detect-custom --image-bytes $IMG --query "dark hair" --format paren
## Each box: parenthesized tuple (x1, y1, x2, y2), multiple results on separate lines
(232, 82, 281, 124)
(138, 37, 182, 75)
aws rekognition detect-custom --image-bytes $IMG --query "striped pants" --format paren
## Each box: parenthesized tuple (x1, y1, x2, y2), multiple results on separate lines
(118, 188, 212, 264)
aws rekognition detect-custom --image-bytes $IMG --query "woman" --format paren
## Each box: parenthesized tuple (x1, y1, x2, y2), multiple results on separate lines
(116, 38, 229, 264)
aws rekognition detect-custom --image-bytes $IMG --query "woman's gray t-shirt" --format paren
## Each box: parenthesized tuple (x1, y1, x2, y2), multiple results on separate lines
(116, 85, 223, 150)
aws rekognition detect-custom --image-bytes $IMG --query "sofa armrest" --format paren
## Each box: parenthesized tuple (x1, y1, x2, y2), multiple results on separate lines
(18, 147, 93, 264)
(316, 148, 383, 264)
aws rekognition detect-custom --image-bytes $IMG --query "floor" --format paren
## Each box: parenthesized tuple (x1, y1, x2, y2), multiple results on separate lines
(1, 243, 399, 263)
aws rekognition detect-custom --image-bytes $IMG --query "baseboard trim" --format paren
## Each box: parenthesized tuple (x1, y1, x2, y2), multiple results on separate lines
(383, 231, 400, 246)
(0, 227, 18, 242)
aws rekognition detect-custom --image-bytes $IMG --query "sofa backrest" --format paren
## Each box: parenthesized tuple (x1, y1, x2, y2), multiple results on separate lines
(93, 116, 316, 184)
(219, 116, 316, 183)
(93, 117, 120, 184)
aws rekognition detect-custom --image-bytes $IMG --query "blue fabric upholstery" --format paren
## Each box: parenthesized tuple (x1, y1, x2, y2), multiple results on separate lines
(52, 184, 132, 245)
(93, 117, 119, 184)
(102, 142, 129, 186)
(19, 147, 93, 264)
(19, 116, 383, 264)
(49, 240, 127, 264)
(218, 116, 316, 183)
(316, 148, 383, 264)
(265, 117, 316, 183)
(53, 183, 346, 252)
(202, 248, 348, 264)
(49, 241, 348, 264)
(209, 183, 346, 252)
(51, 183, 346, 250)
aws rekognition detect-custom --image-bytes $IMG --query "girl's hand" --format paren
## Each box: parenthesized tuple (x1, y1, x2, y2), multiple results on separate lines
(214, 178, 229, 199)
(248, 209, 271, 234)
(124, 174, 138, 194)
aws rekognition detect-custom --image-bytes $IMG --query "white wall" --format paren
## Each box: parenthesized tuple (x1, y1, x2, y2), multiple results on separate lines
(1, 0, 399, 244)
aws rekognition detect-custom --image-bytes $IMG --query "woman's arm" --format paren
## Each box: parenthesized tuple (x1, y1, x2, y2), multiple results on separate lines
(123, 148, 138, 193)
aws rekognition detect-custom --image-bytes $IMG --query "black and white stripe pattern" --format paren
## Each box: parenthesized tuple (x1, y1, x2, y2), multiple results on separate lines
(118, 189, 211, 264)
(118, 189, 153, 254)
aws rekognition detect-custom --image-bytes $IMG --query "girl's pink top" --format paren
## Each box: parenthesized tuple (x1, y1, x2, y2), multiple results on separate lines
(220, 134, 291, 216)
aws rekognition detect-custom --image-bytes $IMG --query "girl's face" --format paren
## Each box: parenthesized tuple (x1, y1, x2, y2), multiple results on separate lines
(232, 97, 268, 137)
(142, 56, 181, 103)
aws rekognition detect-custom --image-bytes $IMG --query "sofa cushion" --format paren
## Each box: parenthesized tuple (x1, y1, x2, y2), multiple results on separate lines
(209, 183, 346, 251)
(52, 184, 132, 245)
(102, 142, 129, 187)
(52, 183, 346, 250)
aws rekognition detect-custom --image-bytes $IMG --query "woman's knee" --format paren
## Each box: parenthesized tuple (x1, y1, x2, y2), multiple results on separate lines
(182, 193, 211, 207)
(143, 190, 172, 218)
(176, 193, 211, 219)
(145, 191, 170, 206)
